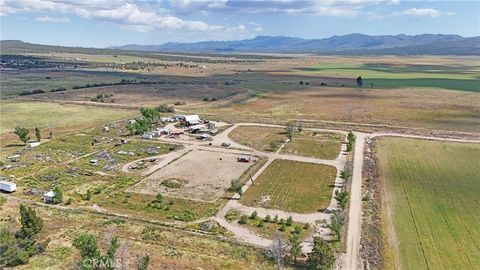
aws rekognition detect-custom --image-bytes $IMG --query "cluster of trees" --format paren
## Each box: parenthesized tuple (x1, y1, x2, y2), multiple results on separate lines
(126, 108, 160, 135)
(203, 97, 218, 101)
(19, 89, 46, 96)
(73, 233, 150, 270)
(14, 126, 44, 145)
(0, 205, 49, 267)
(50, 87, 66, 92)
(155, 104, 174, 113)
(90, 93, 114, 103)
(268, 232, 335, 270)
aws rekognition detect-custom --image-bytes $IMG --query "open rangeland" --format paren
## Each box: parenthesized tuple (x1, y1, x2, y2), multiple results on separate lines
(130, 150, 255, 201)
(0, 198, 273, 270)
(229, 126, 286, 152)
(0, 100, 137, 146)
(377, 138, 480, 270)
(281, 131, 344, 160)
(240, 159, 337, 213)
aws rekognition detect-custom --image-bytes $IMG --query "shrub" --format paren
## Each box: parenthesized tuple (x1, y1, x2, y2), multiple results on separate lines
(65, 198, 73, 205)
(264, 215, 271, 223)
(250, 211, 257, 220)
(239, 215, 248, 224)
(156, 104, 174, 113)
(286, 216, 293, 226)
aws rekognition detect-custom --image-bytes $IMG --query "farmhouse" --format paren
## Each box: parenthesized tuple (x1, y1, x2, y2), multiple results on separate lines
(0, 180, 16, 192)
(43, 190, 55, 203)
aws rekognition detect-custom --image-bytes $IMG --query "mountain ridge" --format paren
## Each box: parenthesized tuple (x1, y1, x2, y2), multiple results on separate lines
(109, 33, 479, 55)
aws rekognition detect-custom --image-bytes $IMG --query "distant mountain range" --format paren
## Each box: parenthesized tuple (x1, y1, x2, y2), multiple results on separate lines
(1, 34, 479, 55)
(110, 34, 480, 55)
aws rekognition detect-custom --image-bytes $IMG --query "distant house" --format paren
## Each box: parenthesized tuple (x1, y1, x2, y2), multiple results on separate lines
(43, 191, 55, 203)
(184, 115, 201, 126)
(0, 180, 16, 192)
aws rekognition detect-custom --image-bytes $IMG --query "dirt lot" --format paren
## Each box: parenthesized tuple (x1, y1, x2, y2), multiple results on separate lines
(130, 150, 254, 201)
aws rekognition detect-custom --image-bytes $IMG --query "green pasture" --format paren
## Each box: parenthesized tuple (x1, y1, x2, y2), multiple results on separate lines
(297, 62, 480, 92)
(377, 138, 480, 270)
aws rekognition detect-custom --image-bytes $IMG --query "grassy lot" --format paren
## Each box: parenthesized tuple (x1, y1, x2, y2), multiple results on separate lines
(224, 209, 312, 240)
(0, 100, 137, 146)
(229, 126, 286, 152)
(377, 138, 480, 270)
(240, 160, 337, 213)
(204, 87, 480, 133)
(281, 131, 344, 160)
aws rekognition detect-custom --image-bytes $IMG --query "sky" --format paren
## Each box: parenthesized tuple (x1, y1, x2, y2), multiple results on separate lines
(0, 0, 479, 48)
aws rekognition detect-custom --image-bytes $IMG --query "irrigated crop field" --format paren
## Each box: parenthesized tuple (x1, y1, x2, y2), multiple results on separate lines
(377, 138, 480, 270)
(240, 159, 337, 213)
(296, 56, 480, 92)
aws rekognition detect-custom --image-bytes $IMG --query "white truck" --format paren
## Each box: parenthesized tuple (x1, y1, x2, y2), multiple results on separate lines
(0, 180, 17, 192)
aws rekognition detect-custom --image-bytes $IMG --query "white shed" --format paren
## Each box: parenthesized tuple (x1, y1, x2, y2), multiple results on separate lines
(0, 180, 16, 192)
(184, 115, 201, 126)
(28, 142, 41, 148)
(43, 191, 55, 203)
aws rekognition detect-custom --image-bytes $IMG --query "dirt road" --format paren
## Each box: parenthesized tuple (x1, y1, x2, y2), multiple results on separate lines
(345, 132, 366, 270)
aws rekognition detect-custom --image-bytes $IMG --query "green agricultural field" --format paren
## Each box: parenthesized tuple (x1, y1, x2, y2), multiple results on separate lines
(240, 160, 337, 213)
(229, 126, 286, 152)
(281, 131, 344, 160)
(0, 100, 136, 134)
(377, 138, 480, 270)
(297, 61, 480, 92)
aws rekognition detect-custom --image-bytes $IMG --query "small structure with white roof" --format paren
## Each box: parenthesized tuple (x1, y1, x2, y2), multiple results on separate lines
(184, 115, 201, 126)
(0, 180, 16, 192)
(43, 190, 55, 203)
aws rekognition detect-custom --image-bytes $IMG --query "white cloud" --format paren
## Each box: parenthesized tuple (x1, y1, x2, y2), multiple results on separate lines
(392, 8, 455, 18)
(0, 0, 234, 33)
(35, 15, 70, 22)
(254, 26, 263, 32)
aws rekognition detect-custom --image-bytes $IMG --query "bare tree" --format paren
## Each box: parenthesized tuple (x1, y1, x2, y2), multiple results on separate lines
(268, 231, 286, 270)
(47, 122, 55, 139)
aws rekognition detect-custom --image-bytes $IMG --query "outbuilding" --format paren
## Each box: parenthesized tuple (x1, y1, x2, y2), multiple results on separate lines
(142, 132, 153, 140)
(184, 115, 201, 126)
(43, 190, 55, 203)
(0, 180, 16, 192)
(28, 142, 41, 148)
